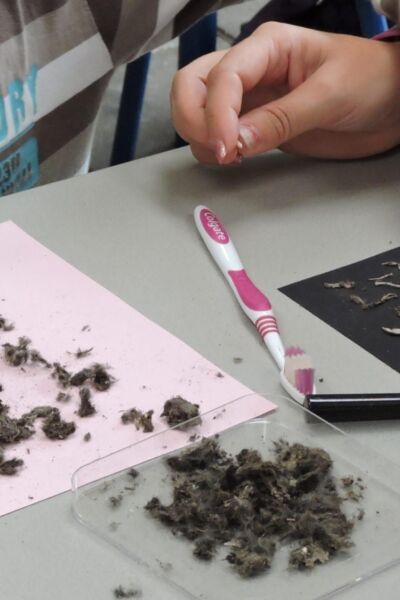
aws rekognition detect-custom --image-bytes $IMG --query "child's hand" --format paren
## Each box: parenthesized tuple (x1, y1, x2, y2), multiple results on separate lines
(171, 23, 400, 164)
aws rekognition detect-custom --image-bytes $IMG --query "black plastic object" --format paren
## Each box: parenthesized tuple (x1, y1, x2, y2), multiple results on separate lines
(305, 393, 400, 422)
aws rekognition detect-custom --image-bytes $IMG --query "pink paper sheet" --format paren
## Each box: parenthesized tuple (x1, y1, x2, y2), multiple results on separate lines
(0, 221, 275, 516)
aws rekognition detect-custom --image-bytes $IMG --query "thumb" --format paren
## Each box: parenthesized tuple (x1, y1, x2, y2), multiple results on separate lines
(238, 76, 338, 155)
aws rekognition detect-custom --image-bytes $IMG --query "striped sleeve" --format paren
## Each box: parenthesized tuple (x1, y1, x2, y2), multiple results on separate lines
(98, 0, 243, 65)
(0, 0, 241, 195)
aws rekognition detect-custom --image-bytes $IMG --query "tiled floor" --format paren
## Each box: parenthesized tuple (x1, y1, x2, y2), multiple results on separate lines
(90, 0, 266, 171)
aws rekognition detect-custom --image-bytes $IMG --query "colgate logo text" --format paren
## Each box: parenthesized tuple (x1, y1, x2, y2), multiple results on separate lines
(200, 209, 229, 244)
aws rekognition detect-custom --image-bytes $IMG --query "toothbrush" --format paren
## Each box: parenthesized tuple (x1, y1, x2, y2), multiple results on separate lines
(194, 205, 315, 403)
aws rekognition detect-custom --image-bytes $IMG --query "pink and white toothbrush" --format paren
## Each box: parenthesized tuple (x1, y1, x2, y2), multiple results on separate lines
(194, 205, 315, 404)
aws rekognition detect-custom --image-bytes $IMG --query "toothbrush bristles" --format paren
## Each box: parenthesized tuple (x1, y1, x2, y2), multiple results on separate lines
(295, 368, 315, 396)
(283, 346, 315, 396)
(285, 346, 305, 358)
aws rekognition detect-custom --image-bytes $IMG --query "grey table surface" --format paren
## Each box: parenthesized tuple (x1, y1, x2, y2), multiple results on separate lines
(0, 147, 399, 599)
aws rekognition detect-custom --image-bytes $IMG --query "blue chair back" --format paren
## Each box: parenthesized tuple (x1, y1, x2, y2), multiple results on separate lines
(355, 0, 388, 37)
(110, 14, 217, 165)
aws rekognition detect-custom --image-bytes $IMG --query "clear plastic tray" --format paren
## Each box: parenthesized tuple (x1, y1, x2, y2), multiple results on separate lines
(72, 394, 400, 600)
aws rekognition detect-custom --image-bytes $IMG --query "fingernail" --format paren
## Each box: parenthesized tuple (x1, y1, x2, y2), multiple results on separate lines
(238, 125, 257, 150)
(215, 141, 227, 164)
(237, 139, 244, 151)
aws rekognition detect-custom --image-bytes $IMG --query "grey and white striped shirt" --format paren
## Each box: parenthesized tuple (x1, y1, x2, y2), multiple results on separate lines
(0, 0, 236, 196)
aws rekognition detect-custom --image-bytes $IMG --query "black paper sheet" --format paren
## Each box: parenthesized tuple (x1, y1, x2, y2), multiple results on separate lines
(280, 248, 400, 373)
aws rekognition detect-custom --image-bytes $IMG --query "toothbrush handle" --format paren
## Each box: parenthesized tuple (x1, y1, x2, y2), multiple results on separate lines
(194, 205, 285, 369)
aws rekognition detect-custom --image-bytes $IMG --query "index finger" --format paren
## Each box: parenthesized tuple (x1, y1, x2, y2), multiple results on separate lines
(205, 23, 297, 158)
(171, 50, 227, 146)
